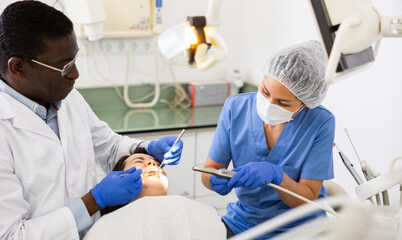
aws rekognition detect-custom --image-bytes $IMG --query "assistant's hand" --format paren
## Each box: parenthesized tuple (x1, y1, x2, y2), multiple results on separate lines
(91, 167, 142, 209)
(147, 136, 183, 165)
(210, 169, 234, 196)
(228, 162, 284, 189)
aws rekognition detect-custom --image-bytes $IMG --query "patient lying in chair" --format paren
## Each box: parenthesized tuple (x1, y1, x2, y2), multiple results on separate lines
(84, 148, 226, 240)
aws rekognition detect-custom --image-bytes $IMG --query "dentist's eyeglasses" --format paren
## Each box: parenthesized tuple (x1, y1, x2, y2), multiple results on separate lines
(30, 51, 79, 77)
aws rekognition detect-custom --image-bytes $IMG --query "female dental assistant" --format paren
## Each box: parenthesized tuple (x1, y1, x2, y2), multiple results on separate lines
(202, 41, 335, 239)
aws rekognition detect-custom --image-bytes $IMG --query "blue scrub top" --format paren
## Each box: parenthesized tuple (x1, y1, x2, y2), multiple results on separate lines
(208, 92, 335, 239)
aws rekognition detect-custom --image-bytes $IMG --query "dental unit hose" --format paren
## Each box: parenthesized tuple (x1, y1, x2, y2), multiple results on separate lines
(344, 128, 389, 205)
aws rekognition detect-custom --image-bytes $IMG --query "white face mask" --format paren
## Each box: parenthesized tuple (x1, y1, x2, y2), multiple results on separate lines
(256, 91, 304, 126)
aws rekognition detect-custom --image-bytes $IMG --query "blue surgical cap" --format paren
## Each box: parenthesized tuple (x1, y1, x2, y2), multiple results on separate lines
(263, 40, 328, 109)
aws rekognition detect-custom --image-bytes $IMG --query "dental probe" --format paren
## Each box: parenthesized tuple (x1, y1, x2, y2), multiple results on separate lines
(119, 129, 186, 178)
(152, 129, 186, 175)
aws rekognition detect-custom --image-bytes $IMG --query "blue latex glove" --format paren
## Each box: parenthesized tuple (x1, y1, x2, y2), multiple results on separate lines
(91, 167, 142, 209)
(147, 136, 184, 165)
(228, 162, 284, 189)
(209, 169, 234, 196)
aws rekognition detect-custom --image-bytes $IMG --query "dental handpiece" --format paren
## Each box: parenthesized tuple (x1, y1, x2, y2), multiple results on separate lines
(192, 167, 338, 215)
(335, 145, 364, 185)
(344, 128, 379, 180)
(344, 128, 385, 205)
(334, 143, 375, 204)
(192, 166, 236, 179)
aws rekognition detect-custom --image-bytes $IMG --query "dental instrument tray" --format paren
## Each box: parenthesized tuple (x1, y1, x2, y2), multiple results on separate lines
(192, 166, 236, 179)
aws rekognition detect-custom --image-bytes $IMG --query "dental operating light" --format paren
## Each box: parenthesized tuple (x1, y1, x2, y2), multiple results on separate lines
(158, 0, 402, 81)
(185, 16, 211, 68)
(157, 0, 227, 71)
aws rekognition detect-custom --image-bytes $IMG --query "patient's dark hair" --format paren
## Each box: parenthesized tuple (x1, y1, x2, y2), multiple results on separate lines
(101, 147, 149, 215)
(0, 1, 73, 79)
(112, 147, 149, 171)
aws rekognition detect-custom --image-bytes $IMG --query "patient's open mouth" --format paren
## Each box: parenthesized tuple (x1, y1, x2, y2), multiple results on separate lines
(143, 169, 157, 177)
(142, 168, 165, 177)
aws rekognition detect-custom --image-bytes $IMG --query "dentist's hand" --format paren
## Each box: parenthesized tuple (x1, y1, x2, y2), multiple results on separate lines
(91, 167, 142, 209)
(228, 162, 284, 189)
(210, 169, 234, 196)
(147, 136, 183, 165)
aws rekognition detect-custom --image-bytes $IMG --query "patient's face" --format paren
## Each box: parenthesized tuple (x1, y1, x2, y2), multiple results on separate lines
(123, 153, 168, 199)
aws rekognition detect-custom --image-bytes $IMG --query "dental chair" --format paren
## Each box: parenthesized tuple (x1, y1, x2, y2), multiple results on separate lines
(229, 193, 401, 240)
(323, 180, 349, 198)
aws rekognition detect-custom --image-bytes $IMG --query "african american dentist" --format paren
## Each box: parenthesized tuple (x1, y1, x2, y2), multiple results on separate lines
(0, 2, 182, 239)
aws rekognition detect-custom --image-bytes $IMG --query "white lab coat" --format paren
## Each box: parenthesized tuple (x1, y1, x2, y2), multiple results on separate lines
(0, 89, 141, 240)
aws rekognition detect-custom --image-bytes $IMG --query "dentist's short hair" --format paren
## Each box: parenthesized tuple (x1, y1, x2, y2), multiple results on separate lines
(113, 147, 149, 171)
(0, 1, 73, 79)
